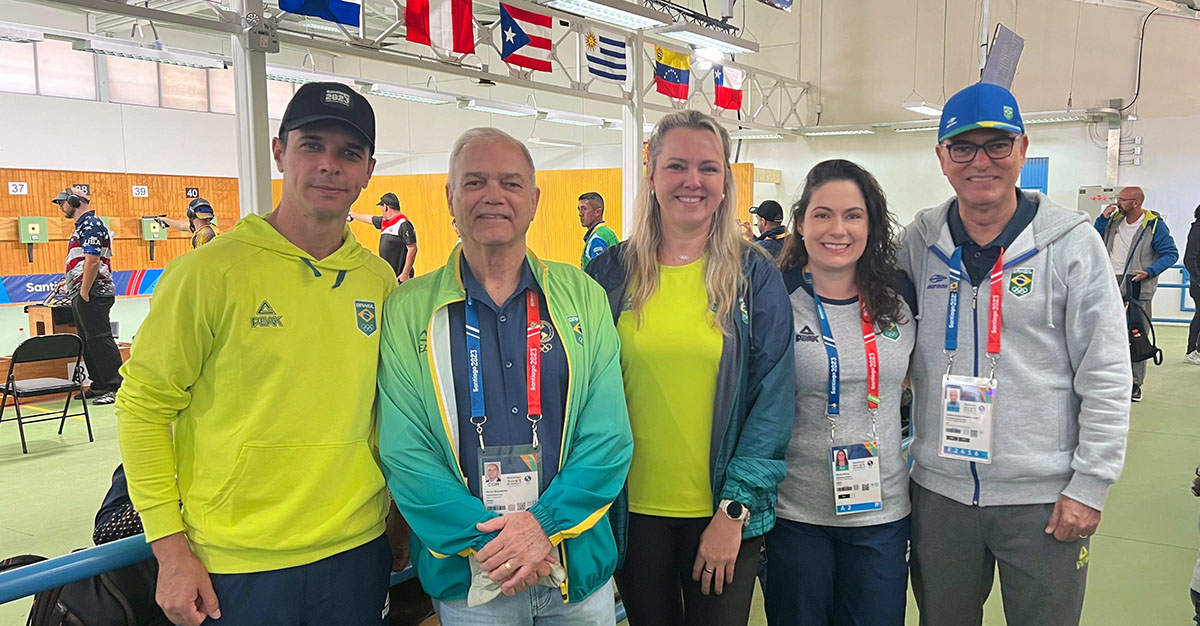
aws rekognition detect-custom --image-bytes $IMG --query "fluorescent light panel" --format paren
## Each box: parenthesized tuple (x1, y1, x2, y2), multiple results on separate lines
(730, 130, 787, 140)
(0, 22, 44, 43)
(528, 137, 583, 148)
(894, 125, 939, 133)
(538, 0, 671, 29)
(903, 101, 943, 117)
(653, 23, 759, 54)
(802, 129, 875, 136)
(459, 98, 536, 117)
(265, 65, 355, 85)
(368, 82, 457, 105)
(539, 111, 604, 127)
(74, 39, 225, 69)
(601, 119, 656, 133)
(1025, 115, 1090, 124)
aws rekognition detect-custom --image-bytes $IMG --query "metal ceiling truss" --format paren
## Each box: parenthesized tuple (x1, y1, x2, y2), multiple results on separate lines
(642, 0, 734, 33)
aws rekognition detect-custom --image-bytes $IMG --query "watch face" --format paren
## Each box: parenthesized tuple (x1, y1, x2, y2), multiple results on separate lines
(727, 501, 744, 519)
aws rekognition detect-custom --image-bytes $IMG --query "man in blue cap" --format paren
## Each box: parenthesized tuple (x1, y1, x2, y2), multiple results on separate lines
(897, 82, 1131, 625)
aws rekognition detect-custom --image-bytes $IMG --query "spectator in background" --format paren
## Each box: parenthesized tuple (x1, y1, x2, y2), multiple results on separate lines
(749, 200, 787, 258)
(1185, 204, 1200, 365)
(579, 191, 619, 270)
(351, 193, 419, 282)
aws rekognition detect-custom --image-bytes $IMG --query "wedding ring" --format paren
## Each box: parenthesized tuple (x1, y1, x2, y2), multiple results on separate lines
(703, 567, 715, 574)
(504, 561, 514, 571)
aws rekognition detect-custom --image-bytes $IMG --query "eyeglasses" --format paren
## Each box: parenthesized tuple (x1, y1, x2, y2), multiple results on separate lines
(942, 136, 1020, 164)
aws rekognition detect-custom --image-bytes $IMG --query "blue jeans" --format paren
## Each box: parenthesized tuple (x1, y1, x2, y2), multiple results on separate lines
(201, 534, 391, 626)
(763, 517, 909, 626)
(433, 579, 614, 626)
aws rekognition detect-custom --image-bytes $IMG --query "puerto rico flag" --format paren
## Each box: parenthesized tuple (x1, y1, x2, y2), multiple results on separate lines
(280, 0, 361, 26)
(406, 0, 475, 54)
(499, 3, 553, 72)
(714, 65, 745, 110)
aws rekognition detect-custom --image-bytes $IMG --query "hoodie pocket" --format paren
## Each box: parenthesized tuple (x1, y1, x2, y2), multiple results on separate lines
(200, 441, 385, 551)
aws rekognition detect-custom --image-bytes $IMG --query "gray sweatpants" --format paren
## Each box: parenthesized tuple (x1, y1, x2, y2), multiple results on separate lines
(910, 483, 1090, 626)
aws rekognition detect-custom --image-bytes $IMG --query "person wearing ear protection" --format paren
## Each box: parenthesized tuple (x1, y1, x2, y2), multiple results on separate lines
(155, 198, 221, 249)
(52, 185, 122, 405)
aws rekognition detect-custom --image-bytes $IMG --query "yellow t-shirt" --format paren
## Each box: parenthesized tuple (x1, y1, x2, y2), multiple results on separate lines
(617, 259, 722, 517)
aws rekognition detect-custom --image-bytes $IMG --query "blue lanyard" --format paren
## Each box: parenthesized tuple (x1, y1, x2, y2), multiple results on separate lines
(465, 296, 486, 420)
(944, 246, 964, 353)
(464, 291, 543, 451)
(805, 270, 841, 416)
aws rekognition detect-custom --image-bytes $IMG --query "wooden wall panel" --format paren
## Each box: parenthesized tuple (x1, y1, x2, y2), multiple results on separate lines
(0, 168, 240, 274)
(2, 161, 752, 277)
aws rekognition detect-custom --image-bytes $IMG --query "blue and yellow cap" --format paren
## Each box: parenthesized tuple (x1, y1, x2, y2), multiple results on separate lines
(938, 82, 1024, 143)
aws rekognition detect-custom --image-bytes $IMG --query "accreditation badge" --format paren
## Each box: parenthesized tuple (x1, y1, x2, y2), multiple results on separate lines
(938, 374, 996, 463)
(831, 442, 883, 515)
(479, 445, 542, 513)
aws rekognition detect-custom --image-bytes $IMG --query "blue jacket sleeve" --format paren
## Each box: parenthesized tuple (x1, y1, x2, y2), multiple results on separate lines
(378, 296, 499, 558)
(718, 256, 796, 534)
(1093, 214, 1112, 239)
(1146, 220, 1179, 278)
(529, 283, 633, 544)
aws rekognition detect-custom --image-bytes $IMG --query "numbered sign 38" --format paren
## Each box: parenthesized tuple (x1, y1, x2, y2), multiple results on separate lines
(132, 185, 149, 198)
(8, 182, 28, 195)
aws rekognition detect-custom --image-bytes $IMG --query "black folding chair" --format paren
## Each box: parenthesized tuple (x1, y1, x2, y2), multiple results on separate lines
(0, 334, 93, 454)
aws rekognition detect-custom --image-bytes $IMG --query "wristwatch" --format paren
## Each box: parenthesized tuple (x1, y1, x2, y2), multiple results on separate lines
(719, 499, 750, 523)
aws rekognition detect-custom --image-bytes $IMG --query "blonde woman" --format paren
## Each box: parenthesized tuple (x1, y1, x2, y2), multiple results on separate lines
(586, 110, 795, 626)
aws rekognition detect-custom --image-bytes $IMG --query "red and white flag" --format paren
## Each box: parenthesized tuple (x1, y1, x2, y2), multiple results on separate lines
(406, 0, 475, 54)
(714, 65, 745, 111)
(499, 2, 552, 72)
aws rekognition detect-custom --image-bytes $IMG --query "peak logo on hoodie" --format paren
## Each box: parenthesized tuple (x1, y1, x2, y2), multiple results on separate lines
(252, 300, 284, 328)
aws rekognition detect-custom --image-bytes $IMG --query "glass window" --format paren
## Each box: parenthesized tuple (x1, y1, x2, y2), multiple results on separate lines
(160, 63, 208, 111)
(267, 80, 296, 120)
(35, 39, 95, 100)
(107, 55, 159, 106)
(207, 67, 234, 113)
(0, 41, 37, 94)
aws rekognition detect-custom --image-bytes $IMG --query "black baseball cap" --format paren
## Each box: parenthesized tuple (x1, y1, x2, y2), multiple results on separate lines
(51, 188, 70, 205)
(377, 193, 400, 209)
(750, 200, 784, 223)
(279, 82, 375, 153)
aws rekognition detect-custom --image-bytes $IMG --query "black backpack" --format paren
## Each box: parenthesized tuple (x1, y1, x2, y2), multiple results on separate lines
(0, 554, 169, 626)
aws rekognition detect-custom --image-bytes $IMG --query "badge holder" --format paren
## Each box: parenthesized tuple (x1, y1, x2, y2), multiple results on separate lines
(829, 411, 884, 516)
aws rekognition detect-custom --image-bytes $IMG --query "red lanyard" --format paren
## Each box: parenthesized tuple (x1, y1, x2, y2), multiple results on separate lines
(986, 253, 1004, 357)
(861, 304, 880, 413)
(525, 290, 542, 419)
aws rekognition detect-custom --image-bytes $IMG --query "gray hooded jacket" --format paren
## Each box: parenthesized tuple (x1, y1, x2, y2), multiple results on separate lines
(897, 191, 1131, 510)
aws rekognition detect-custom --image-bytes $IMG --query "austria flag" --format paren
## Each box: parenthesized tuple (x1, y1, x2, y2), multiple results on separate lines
(499, 3, 553, 72)
(406, 0, 475, 54)
(714, 65, 745, 111)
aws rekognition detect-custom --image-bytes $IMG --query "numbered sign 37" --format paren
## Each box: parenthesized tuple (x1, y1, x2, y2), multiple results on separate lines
(132, 185, 149, 198)
(8, 182, 28, 195)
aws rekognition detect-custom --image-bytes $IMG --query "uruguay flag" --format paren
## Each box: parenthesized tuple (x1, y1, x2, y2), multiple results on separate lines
(279, 0, 361, 27)
(585, 31, 627, 84)
(714, 65, 745, 111)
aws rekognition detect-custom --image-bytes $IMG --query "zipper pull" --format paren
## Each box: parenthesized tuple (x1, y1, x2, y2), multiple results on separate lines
(971, 285, 979, 310)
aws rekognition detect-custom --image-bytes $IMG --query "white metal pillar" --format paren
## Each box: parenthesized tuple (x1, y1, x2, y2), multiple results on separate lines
(231, 0, 275, 217)
(620, 32, 646, 236)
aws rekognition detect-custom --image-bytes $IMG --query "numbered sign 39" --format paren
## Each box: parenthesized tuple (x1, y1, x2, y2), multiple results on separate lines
(8, 182, 28, 195)
(132, 185, 149, 198)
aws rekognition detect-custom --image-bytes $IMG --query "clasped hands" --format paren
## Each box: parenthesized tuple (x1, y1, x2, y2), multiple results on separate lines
(473, 512, 557, 596)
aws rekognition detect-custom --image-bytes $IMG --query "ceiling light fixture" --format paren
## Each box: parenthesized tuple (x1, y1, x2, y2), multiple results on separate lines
(0, 22, 44, 43)
(893, 125, 939, 133)
(528, 137, 584, 148)
(1024, 115, 1091, 124)
(368, 82, 457, 105)
(536, 0, 671, 29)
(652, 23, 759, 54)
(539, 110, 605, 127)
(801, 128, 875, 136)
(730, 130, 788, 140)
(903, 101, 943, 117)
(459, 98, 537, 117)
(74, 39, 226, 69)
(265, 64, 355, 85)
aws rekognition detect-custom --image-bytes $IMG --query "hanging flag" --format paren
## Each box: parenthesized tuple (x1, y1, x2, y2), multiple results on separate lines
(585, 31, 627, 84)
(405, 0, 475, 54)
(654, 46, 690, 99)
(499, 3, 553, 72)
(280, 0, 361, 27)
(714, 65, 745, 110)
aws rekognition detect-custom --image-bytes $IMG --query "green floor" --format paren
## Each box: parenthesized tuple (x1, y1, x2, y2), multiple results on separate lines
(1, 327, 1198, 625)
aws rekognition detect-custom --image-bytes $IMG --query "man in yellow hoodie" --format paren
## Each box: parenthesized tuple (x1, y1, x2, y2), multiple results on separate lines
(116, 82, 397, 626)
